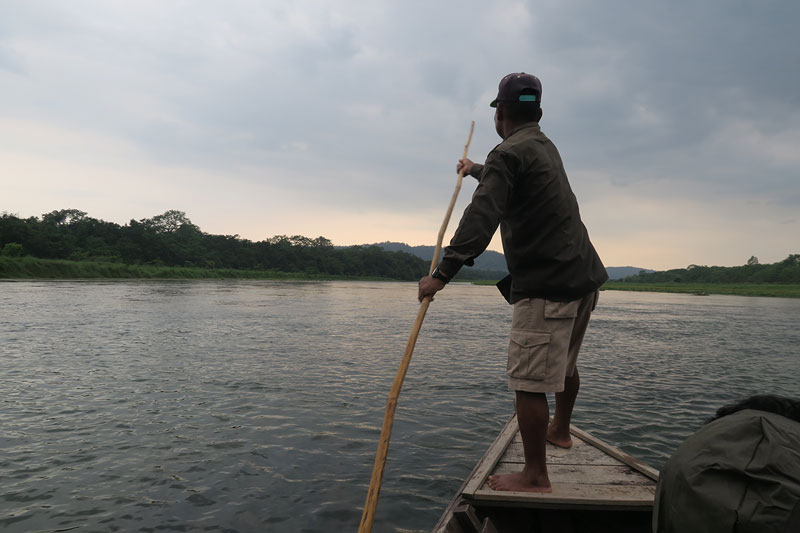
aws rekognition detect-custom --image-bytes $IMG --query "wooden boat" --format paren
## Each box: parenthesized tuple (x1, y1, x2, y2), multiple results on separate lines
(433, 415, 659, 533)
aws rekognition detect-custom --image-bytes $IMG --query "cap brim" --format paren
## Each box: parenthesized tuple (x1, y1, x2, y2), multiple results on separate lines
(490, 99, 498, 108)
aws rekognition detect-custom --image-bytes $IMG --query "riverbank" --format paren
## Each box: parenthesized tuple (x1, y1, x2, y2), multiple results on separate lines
(602, 281, 800, 298)
(6, 257, 799, 297)
(470, 279, 800, 298)
(0, 256, 394, 281)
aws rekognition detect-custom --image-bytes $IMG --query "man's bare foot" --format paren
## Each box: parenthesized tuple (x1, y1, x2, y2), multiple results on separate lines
(487, 472, 552, 493)
(546, 426, 573, 449)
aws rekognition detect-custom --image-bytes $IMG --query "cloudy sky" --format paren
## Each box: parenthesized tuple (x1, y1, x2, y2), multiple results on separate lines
(2, 1, 798, 270)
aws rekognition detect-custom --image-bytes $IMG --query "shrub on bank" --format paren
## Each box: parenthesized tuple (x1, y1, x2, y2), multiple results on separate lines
(0, 256, 396, 281)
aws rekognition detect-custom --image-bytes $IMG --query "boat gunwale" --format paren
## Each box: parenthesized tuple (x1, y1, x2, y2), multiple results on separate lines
(432, 415, 518, 532)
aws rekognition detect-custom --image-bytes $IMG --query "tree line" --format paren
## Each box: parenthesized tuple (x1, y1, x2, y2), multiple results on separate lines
(0, 209, 430, 280)
(620, 255, 800, 284)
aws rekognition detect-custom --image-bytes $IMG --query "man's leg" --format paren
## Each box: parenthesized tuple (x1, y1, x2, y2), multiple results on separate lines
(488, 390, 552, 493)
(547, 290, 596, 448)
(547, 368, 580, 448)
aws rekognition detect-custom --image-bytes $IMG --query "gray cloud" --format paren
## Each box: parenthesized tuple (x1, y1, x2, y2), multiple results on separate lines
(1, 0, 798, 266)
(529, 2, 800, 175)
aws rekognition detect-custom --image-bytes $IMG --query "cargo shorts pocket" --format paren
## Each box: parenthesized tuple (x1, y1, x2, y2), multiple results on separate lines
(507, 329, 551, 381)
(544, 299, 581, 319)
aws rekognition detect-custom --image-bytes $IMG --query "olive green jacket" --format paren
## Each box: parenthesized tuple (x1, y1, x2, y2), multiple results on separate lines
(439, 122, 607, 302)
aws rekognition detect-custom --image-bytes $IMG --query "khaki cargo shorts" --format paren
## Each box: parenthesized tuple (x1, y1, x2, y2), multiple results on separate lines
(507, 290, 598, 393)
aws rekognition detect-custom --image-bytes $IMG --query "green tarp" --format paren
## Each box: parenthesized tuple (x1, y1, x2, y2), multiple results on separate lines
(654, 410, 800, 532)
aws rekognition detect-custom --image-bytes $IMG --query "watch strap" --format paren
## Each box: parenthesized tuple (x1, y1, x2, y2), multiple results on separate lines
(432, 267, 450, 284)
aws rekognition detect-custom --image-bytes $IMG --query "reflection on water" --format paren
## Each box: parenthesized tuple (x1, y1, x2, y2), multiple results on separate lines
(1, 281, 798, 532)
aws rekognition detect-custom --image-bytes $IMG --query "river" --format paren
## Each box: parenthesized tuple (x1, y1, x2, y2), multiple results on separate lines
(1, 280, 798, 532)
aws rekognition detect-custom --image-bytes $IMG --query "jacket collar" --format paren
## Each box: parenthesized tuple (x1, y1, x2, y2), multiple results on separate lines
(505, 121, 541, 139)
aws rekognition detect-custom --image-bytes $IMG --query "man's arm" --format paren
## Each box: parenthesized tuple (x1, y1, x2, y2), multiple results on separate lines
(441, 150, 514, 272)
(457, 158, 484, 181)
(418, 159, 485, 301)
(417, 152, 511, 301)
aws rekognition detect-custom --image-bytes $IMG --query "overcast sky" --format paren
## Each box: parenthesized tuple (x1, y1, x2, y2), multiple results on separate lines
(2, 1, 798, 270)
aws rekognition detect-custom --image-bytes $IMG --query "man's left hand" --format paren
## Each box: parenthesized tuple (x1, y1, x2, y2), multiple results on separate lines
(418, 276, 445, 302)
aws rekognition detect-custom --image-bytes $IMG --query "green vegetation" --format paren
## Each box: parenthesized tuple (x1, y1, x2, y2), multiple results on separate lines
(1, 242, 23, 257)
(0, 256, 399, 280)
(0, 209, 429, 280)
(610, 255, 800, 297)
(620, 255, 800, 284)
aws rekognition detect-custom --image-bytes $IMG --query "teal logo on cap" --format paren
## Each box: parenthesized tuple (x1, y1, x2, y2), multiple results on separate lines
(519, 95, 537, 102)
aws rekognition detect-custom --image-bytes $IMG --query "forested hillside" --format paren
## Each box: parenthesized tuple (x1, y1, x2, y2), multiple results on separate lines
(0, 209, 428, 280)
(620, 256, 800, 284)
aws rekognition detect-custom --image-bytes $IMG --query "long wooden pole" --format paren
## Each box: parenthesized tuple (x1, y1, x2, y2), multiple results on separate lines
(358, 121, 475, 533)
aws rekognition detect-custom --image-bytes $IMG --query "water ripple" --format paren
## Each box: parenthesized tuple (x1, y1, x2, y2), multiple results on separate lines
(0, 282, 798, 531)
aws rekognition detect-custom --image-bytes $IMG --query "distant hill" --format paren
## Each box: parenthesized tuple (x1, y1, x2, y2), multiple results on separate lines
(369, 242, 652, 280)
(606, 266, 655, 280)
(371, 241, 508, 272)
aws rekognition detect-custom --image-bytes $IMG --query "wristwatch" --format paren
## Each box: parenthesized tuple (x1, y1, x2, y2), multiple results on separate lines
(431, 267, 450, 284)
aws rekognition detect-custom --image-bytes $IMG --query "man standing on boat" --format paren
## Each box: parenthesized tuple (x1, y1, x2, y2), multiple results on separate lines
(418, 72, 607, 493)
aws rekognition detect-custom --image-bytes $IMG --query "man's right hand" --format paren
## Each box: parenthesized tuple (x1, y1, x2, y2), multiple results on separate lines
(457, 158, 474, 176)
(418, 276, 445, 302)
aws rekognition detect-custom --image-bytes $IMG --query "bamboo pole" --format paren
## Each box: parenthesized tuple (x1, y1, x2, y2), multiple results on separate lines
(358, 121, 475, 533)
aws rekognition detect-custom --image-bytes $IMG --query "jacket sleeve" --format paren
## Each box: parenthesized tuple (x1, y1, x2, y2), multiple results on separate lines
(438, 151, 515, 278)
(469, 163, 484, 181)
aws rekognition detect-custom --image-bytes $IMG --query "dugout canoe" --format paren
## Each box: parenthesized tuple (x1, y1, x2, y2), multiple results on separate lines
(433, 414, 659, 533)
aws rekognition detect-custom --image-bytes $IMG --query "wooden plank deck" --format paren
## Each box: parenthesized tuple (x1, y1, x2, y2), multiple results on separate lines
(461, 415, 659, 511)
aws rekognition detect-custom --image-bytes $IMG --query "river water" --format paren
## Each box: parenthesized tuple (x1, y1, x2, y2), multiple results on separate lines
(1, 280, 798, 532)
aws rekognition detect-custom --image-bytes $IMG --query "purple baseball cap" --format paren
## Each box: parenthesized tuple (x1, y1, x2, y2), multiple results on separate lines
(490, 72, 542, 108)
